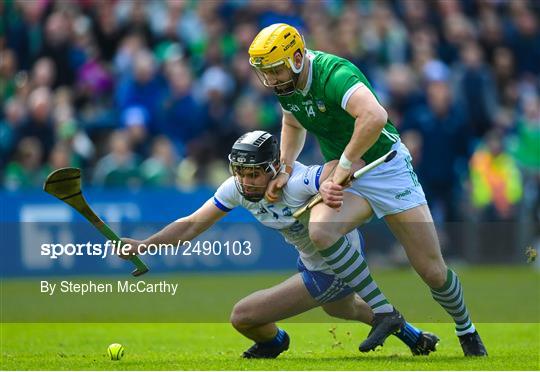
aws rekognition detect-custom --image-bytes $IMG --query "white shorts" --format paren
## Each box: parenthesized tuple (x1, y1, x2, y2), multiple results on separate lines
(346, 141, 427, 218)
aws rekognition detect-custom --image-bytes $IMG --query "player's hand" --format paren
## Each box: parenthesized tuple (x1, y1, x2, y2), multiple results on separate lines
(265, 172, 289, 202)
(119, 238, 146, 259)
(320, 179, 344, 209)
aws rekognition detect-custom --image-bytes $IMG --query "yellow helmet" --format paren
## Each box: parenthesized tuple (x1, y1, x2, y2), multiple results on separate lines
(249, 23, 305, 71)
(248, 23, 306, 95)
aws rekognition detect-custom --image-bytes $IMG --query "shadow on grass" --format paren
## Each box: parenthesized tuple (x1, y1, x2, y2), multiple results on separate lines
(274, 355, 483, 363)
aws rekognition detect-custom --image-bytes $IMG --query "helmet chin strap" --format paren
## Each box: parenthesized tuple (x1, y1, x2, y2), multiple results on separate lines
(268, 163, 279, 178)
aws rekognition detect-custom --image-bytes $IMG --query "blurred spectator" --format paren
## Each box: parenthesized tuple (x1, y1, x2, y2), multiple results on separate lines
(408, 26, 438, 76)
(90, 0, 122, 62)
(3, 1, 46, 71)
(333, 9, 364, 67)
(435, 0, 462, 20)
(198, 65, 235, 154)
(492, 47, 517, 108)
(75, 41, 114, 99)
(398, 0, 430, 30)
(508, 6, 540, 77)
(0, 98, 26, 169)
(116, 0, 154, 48)
(402, 69, 470, 221)
(477, 9, 505, 62)
(511, 94, 540, 172)
(201, 18, 228, 67)
(257, 1, 304, 30)
(439, 14, 475, 65)
(233, 95, 265, 133)
(159, 61, 206, 156)
(31, 57, 56, 89)
(93, 130, 140, 187)
(230, 53, 253, 98)
(469, 130, 523, 220)
(231, 22, 258, 54)
(42, 141, 80, 175)
(0, 49, 18, 101)
(362, 3, 408, 68)
(307, 17, 337, 55)
(199, 65, 235, 102)
(140, 135, 177, 186)
(383, 64, 423, 125)
(3, 137, 44, 190)
(38, 11, 76, 87)
(52, 87, 95, 165)
(58, 120, 94, 164)
(116, 49, 166, 134)
(114, 33, 146, 75)
(122, 106, 149, 155)
(20, 87, 55, 159)
(453, 41, 497, 139)
(511, 93, 540, 224)
(149, 0, 186, 43)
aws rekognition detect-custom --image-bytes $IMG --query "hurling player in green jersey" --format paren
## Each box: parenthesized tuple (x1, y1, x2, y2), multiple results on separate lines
(248, 23, 487, 356)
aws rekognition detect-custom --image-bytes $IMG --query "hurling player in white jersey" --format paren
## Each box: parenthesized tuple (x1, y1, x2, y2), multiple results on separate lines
(122, 131, 439, 359)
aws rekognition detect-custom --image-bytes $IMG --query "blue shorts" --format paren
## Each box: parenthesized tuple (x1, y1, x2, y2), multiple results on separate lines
(297, 232, 365, 304)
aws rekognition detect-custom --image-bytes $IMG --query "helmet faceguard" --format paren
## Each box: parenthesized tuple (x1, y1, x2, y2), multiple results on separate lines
(228, 131, 280, 202)
(251, 59, 301, 96)
(229, 162, 277, 202)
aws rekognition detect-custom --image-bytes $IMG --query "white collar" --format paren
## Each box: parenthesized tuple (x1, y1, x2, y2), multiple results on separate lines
(299, 51, 314, 96)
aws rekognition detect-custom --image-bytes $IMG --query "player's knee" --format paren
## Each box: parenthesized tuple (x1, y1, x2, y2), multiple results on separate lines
(309, 223, 340, 249)
(230, 301, 256, 331)
(419, 264, 448, 288)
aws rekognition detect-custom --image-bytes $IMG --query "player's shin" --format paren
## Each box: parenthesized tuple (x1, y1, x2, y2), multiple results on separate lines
(318, 234, 409, 352)
(318, 235, 393, 314)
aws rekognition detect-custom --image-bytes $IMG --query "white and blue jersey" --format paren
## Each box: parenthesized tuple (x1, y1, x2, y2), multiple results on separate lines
(213, 161, 364, 277)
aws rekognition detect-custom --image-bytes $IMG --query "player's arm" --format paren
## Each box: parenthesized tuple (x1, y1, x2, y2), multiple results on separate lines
(121, 200, 227, 256)
(280, 110, 306, 167)
(333, 87, 388, 184)
(265, 110, 306, 202)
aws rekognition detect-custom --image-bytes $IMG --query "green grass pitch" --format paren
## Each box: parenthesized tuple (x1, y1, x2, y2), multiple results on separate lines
(1, 267, 539, 370)
(1, 323, 539, 370)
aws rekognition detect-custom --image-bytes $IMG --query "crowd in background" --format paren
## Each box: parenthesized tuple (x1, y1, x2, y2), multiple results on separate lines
(1, 0, 539, 224)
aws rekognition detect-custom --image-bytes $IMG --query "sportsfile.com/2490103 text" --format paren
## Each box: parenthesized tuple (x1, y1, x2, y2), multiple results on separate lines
(40, 240, 253, 259)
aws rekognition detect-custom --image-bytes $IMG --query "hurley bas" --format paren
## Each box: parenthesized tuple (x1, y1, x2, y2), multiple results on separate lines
(40, 280, 179, 296)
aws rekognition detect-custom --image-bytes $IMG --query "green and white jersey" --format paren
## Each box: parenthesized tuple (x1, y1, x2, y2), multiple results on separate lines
(278, 50, 400, 164)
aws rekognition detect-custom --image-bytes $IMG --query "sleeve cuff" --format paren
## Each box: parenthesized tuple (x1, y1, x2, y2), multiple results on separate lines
(315, 166, 323, 190)
(213, 197, 232, 212)
(341, 82, 365, 110)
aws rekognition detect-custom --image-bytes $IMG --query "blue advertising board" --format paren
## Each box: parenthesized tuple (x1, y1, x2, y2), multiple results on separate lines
(1, 188, 299, 277)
